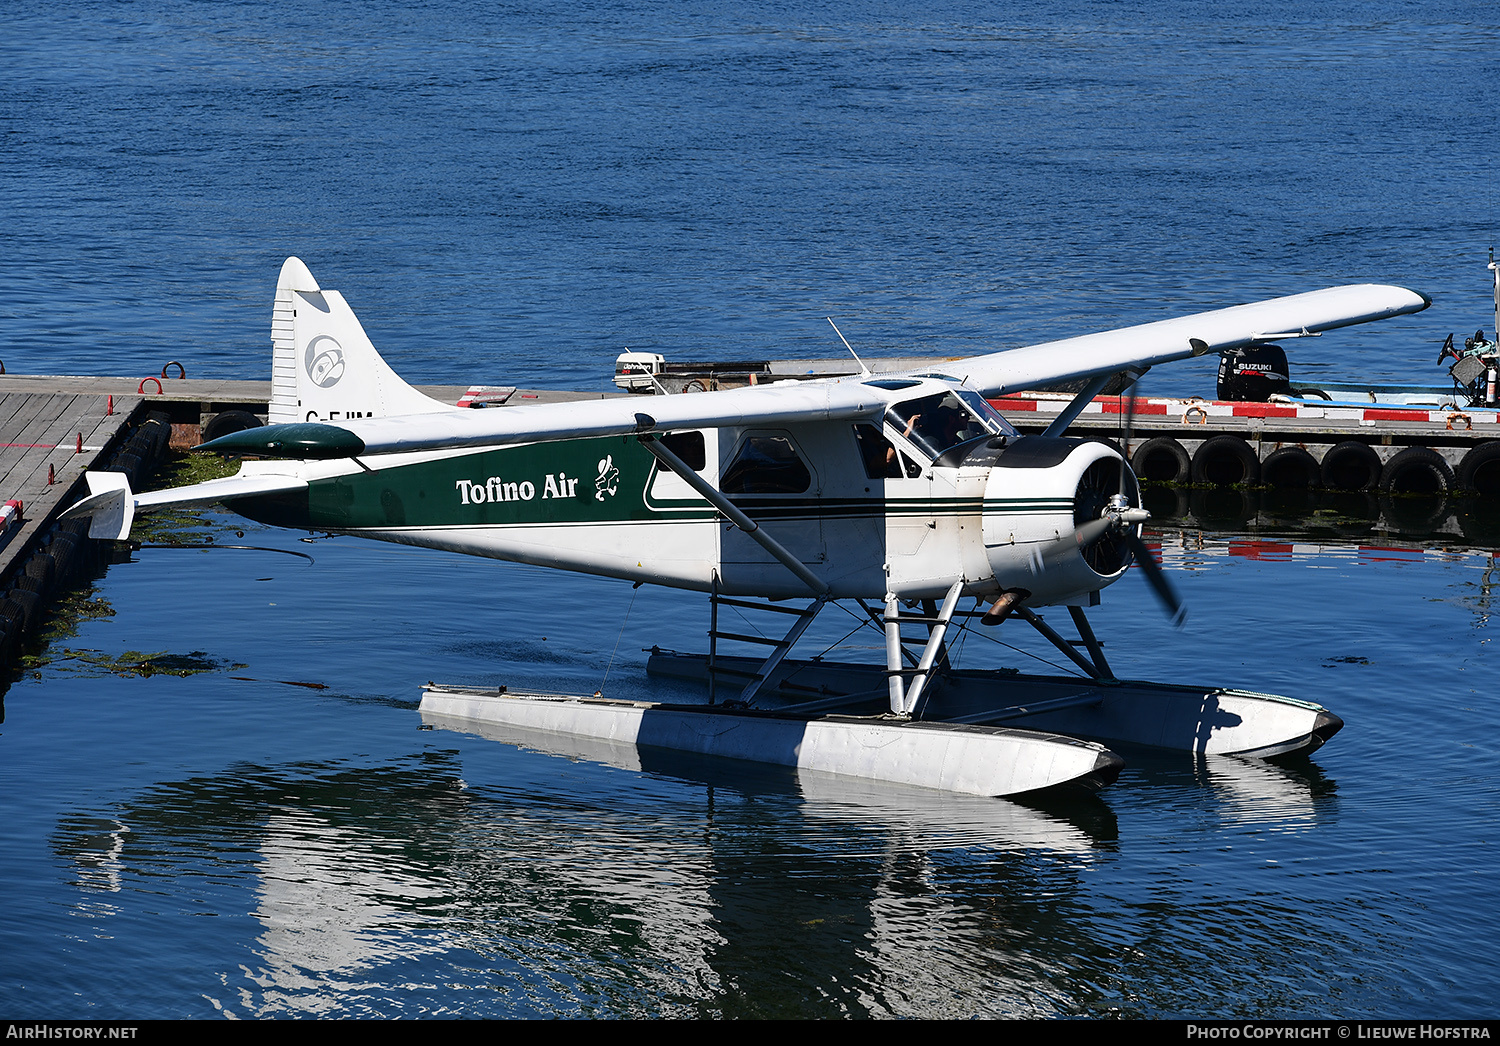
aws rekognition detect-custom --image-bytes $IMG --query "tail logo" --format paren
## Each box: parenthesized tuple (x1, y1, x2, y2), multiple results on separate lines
(305, 336, 346, 388)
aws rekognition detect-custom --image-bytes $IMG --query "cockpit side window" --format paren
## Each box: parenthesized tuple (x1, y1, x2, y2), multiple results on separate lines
(660, 430, 706, 471)
(722, 434, 812, 494)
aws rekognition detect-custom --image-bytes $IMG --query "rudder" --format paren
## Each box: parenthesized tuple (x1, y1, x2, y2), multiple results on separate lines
(269, 257, 454, 423)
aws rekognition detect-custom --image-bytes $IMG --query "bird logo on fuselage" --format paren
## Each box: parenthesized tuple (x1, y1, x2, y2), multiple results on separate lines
(595, 455, 620, 501)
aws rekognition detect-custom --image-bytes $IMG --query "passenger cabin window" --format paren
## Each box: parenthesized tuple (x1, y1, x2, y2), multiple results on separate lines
(659, 430, 706, 471)
(886, 391, 1013, 462)
(722, 435, 812, 494)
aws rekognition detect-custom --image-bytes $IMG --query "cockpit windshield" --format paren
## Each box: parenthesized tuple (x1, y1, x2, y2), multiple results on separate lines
(886, 390, 1018, 461)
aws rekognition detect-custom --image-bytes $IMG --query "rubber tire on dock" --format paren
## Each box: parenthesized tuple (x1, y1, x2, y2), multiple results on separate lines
(1320, 441, 1383, 491)
(1, 589, 42, 639)
(22, 553, 54, 590)
(1191, 435, 1260, 486)
(201, 410, 264, 443)
(111, 452, 144, 484)
(1261, 447, 1321, 489)
(45, 532, 78, 582)
(1132, 437, 1191, 484)
(1378, 447, 1453, 496)
(1456, 442, 1500, 497)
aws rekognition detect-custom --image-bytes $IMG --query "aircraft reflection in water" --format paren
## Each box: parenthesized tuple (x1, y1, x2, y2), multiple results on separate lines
(65, 259, 1431, 796)
(48, 745, 1337, 1018)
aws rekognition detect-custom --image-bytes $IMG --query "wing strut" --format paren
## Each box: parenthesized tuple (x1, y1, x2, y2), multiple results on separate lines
(1040, 371, 1118, 438)
(639, 435, 831, 599)
(1040, 369, 1146, 438)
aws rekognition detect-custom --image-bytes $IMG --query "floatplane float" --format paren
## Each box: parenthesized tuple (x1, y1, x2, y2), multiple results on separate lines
(65, 259, 1429, 797)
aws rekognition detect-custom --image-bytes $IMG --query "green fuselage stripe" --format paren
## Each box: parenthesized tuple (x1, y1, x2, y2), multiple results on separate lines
(229, 437, 1071, 531)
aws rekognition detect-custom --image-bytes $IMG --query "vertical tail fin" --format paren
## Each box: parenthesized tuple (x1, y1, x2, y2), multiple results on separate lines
(269, 257, 455, 424)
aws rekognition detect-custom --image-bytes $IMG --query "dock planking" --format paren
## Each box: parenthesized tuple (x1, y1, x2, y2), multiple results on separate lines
(0, 392, 144, 578)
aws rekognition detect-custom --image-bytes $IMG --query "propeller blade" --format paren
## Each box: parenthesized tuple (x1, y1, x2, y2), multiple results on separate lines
(1029, 515, 1114, 574)
(1125, 531, 1186, 627)
(1071, 516, 1113, 549)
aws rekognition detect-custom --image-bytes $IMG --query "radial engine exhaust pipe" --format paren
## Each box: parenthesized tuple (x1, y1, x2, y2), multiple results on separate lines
(982, 588, 1030, 626)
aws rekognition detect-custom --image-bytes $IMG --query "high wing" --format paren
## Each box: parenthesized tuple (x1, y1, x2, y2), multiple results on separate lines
(203, 281, 1430, 460)
(203, 377, 889, 459)
(945, 283, 1431, 393)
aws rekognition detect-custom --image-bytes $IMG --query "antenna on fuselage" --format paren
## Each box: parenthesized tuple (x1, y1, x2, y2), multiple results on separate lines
(827, 318, 872, 377)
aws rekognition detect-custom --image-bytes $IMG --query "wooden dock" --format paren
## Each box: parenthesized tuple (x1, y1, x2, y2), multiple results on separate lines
(0, 390, 142, 574)
(0, 376, 272, 575)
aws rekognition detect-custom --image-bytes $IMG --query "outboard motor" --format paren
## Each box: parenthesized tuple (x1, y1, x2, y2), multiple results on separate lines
(1217, 343, 1290, 402)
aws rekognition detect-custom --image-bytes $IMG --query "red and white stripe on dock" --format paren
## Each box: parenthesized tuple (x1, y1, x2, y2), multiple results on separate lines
(987, 394, 1500, 427)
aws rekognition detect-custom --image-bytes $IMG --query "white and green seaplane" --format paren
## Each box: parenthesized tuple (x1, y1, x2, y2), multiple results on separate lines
(66, 258, 1430, 797)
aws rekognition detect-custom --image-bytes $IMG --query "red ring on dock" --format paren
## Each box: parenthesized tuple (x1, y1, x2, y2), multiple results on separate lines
(138, 377, 163, 394)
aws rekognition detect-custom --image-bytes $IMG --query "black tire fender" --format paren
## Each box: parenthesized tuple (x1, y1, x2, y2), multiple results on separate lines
(1379, 446, 1454, 496)
(1191, 435, 1260, 486)
(3, 589, 41, 638)
(1261, 446, 1322, 489)
(1132, 437, 1191, 484)
(1456, 442, 1500, 497)
(22, 553, 55, 589)
(201, 410, 264, 443)
(1320, 441, 1383, 491)
(45, 532, 78, 581)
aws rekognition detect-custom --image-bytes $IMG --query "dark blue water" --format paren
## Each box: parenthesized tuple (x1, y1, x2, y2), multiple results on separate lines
(2, 0, 1498, 1019)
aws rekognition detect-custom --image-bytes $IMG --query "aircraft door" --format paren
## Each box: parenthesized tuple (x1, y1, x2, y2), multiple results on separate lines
(717, 429, 825, 594)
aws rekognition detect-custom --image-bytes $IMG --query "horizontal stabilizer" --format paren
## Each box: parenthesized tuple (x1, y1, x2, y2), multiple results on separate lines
(60, 472, 134, 541)
(132, 472, 310, 509)
(62, 471, 310, 539)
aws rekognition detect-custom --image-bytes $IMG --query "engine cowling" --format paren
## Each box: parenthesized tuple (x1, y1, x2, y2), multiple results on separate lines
(980, 437, 1139, 605)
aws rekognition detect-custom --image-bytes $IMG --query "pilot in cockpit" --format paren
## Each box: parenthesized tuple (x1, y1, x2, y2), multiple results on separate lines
(893, 397, 976, 458)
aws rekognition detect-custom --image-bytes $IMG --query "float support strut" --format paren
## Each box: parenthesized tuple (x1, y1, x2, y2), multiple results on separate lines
(1067, 606, 1114, 680)
(1015, 606, 1104, 679)
(884, 581, 963, 718)
(884, 594, 905, 713)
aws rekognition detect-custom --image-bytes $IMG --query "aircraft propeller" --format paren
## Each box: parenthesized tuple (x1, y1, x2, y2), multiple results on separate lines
(1031, 376, 1187, 626)
(1114, 377, 1186, 626)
